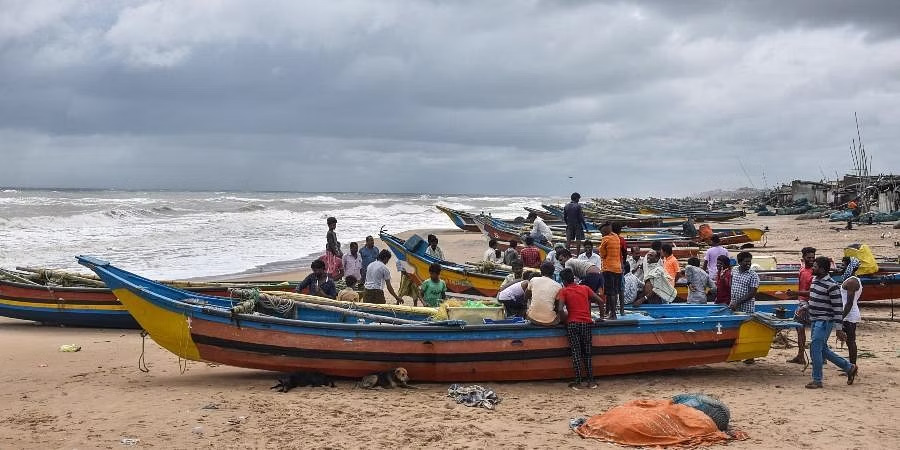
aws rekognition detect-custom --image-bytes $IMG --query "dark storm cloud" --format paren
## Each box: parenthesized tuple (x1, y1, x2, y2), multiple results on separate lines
(0, 0, 898, 195)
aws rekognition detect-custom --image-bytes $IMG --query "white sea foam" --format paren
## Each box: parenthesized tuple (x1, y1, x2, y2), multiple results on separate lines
(0, 190, 559, 279)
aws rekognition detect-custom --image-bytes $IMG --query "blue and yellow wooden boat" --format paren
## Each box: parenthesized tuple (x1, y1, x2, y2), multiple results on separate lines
(77, 256, 798, 381)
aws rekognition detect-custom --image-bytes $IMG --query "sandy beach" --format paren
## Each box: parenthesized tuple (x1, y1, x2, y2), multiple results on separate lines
(2, 214, 900, 449)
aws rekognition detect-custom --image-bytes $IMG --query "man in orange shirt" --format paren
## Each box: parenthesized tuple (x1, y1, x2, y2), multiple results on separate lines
(599, 222, 624, 319)
(660, 243, 679, 287)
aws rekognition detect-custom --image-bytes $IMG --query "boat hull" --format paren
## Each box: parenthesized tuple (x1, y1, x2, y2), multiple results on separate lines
(79, 256, 796, 382)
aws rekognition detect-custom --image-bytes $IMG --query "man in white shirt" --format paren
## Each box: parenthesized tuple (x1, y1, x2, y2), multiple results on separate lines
(363, 249, 402, 304)
(577, 239, 602, 269)
(483, 238, 504, 264)
(527, 212, 553, 245)
(626, 246, 643, 279)
(525, 262, 563, 326)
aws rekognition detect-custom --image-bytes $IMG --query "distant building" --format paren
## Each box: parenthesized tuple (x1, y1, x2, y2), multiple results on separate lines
(790, 180, 835, 206)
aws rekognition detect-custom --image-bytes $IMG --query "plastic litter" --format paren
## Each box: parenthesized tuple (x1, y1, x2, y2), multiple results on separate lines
(121, 438, 140, 446)
(59, 344, 81, 352)
(447, 384, 501, 410)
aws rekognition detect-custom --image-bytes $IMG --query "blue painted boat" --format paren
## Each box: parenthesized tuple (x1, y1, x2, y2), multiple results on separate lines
(77, 255, 799, 382)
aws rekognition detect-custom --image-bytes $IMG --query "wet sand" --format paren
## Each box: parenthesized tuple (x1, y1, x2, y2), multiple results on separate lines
(2, 214, 900, 448)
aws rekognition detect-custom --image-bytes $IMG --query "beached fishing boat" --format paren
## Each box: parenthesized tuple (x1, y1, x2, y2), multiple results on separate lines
(383, 232, 509, 296)
(501, 215, 764, 246)
(475, 217, 700, 258)
(384, 230, 900, 303)
(435, 205, 484, 232)
(77, 256, 799, 381)
(0, 272, 297, 328)
(540, 204, 681, 228)
(0, 278, 143, 328)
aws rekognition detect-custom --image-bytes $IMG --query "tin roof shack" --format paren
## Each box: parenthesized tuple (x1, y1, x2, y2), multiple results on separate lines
(767, 184, 792, 206)
(790, 180, 834, 206)
(874, 176, 900, 213)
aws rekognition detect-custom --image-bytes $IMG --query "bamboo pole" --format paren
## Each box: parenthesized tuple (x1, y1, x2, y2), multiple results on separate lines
(228, 288, 437, 316)
(0, 268, 44, 286)
(15, 267, 106, 288)
(246, 291, 427, 325)
(17, 266, 102, 281)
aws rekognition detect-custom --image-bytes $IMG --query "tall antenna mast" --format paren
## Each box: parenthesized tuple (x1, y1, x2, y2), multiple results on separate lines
(737, 157, 756, 189)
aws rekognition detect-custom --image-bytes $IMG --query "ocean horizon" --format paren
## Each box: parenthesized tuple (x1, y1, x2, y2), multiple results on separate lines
(0, 189, 560, 279)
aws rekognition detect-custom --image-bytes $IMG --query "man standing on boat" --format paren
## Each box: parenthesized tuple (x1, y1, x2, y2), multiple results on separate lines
(563, 193, 588, 256)
(599, 223, 624, 319)
(786, 247, 816, 365)
(806, 256, 858, 388)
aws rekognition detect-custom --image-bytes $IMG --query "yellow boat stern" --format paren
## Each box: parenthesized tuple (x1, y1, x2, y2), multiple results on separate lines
(112, 288, 201, 361)
(726, 317, 777, 361)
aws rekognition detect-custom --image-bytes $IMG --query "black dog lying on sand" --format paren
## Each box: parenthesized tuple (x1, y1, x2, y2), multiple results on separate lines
(271, 371, 336, 392)
(357, 367, 416, 389)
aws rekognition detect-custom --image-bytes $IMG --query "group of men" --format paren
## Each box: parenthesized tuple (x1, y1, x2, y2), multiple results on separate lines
(297, 217, 403, 304)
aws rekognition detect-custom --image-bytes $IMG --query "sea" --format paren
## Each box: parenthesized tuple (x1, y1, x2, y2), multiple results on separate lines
(0, 189, 558, 280)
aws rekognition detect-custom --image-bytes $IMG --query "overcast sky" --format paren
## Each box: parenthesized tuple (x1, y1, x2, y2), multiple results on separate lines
(1, 0, 898, 196)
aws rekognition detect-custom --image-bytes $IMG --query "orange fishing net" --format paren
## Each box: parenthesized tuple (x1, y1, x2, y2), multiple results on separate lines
(574, 399, 747, 447)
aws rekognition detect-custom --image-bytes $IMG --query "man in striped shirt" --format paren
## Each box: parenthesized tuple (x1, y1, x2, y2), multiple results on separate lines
(806, 256, 858, 389)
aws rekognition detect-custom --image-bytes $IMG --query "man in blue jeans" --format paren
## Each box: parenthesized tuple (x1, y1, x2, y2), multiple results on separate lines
(806, 256, 859, 389)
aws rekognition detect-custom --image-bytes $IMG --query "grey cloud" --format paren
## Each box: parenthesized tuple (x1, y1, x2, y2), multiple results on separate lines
(1, 1, 899, 196)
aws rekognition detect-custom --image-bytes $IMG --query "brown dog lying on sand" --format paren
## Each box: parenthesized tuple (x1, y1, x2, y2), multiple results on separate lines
(357, 367, 416, 389)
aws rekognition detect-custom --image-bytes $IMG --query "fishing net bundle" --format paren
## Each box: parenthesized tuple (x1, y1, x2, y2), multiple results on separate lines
(228, 288, 295, 318)
(471, 261, 499, 273)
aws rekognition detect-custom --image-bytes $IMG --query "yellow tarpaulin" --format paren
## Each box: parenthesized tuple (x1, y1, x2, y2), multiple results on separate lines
(844, 244, 879, 276)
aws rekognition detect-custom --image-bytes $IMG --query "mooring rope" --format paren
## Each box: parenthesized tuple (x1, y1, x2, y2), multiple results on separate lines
(138, 330, 150, 373)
